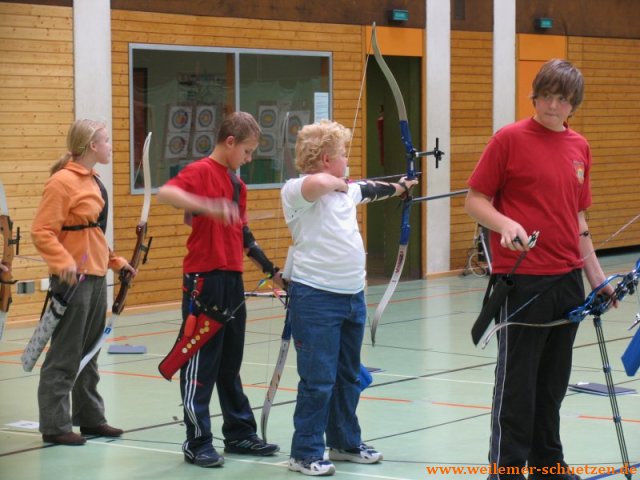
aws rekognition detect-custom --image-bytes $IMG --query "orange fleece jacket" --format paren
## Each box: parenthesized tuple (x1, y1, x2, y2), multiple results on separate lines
(31, 162, 127, 277)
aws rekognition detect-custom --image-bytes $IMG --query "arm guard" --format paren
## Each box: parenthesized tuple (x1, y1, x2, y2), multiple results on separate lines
(244, 225, 278, 277)
(357, 180, 397, 204)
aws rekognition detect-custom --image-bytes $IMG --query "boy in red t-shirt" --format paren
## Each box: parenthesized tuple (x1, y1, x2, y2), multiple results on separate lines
(465, 60, 614, 480)
(158, 112, 283, 468)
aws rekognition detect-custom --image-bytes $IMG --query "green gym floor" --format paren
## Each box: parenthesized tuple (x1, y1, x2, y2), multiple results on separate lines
(1, 251, 638, 480)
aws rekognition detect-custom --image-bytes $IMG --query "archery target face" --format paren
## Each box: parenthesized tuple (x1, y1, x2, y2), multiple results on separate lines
(164, 132, 189, 158)
(169, 106, 192, 132)
(257, 132, 276, 156)
(285, 111, 310, 146)
(192, 131, 215, 157)
(196, 105, 216, 130)
(259, 106, 278, 129)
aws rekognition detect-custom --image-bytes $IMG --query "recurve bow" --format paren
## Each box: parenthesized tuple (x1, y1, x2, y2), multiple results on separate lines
(0, 180, 20, 339)
(77, 132, 153, 375)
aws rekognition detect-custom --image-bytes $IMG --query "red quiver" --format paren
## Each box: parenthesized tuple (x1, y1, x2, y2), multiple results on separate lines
(158, 303, 232, 380)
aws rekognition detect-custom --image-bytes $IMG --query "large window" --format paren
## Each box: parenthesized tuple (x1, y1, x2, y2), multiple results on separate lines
(130, 45, 331, 191)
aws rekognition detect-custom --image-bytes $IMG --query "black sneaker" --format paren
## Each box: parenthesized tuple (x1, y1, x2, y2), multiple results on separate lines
(224, 435, 280, 456)
(183, 447, 224, 468)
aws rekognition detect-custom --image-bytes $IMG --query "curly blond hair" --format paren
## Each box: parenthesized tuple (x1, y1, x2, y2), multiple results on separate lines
(294, 120, 351, 174)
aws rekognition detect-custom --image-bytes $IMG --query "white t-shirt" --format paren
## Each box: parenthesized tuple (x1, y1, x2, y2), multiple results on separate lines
(281, 176, 366, 294)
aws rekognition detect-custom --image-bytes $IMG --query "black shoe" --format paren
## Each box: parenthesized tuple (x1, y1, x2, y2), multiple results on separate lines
(184, 448, 225, 468)
(224, 435, 279, 456)
(80, 424, 123, 437)
(42, 432, 86, 446)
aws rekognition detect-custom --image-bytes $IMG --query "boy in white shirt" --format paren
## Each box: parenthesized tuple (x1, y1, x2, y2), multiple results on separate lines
(282, 120, 417, 476)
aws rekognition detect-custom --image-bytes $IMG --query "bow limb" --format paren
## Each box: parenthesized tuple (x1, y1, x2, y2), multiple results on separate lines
(480, 258, 640, 348)
(77, 132, 153, 377)
(369, 23, 417, 345)
(0, 180, 20, 339)
(260, 313, 291, 443)
(371, 23, 417, 177)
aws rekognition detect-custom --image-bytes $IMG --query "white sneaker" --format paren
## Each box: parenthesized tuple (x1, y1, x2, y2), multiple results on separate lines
(288, 457, 336, 476)
(328, 444, 383, 464)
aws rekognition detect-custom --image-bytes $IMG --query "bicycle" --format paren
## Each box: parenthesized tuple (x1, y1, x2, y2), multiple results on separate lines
(463, 224, 492, 277)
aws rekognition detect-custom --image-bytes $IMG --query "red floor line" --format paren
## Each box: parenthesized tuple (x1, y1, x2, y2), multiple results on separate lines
(3, 358, 637, 416)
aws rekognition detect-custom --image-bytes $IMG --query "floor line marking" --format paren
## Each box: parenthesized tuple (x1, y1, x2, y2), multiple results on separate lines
(0, 431, 416, 480)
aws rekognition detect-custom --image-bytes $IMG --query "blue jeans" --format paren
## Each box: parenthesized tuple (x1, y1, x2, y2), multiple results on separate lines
(289, 282, 366, 461)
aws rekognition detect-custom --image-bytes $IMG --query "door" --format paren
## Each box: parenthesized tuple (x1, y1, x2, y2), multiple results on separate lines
(365, 55, 422, 283)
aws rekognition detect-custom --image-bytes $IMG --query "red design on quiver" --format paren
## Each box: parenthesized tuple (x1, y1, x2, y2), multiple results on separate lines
(158, 305, 231, 380)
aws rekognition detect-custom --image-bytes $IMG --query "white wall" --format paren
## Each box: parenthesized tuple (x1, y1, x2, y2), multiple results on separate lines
(73, 0, 115, 304)
(426, 0, 451, 273)
(493, 0, 516, 131)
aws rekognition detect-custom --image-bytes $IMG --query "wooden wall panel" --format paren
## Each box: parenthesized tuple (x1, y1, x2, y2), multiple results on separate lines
(449, 31, 494, 271)
(516, 0, 640, 39)
(568, 36, 640, 251)
(0, 3, 73, 323)
(111, 0, 424, 30)
(111, 10, 365, 307)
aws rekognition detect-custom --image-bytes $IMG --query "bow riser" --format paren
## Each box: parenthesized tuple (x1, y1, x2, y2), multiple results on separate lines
(0, 217, 15, 313)
(112, 222, 152, 315)
(0, 181, 20, 339)
(111, 132, 153, 315)
(398, 120, 417, 179)
(399, 203, 413, 246)
(567, 268, 639, 323)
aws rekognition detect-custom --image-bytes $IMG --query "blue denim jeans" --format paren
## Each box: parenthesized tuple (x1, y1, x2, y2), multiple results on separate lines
(289, 281, 366, 461)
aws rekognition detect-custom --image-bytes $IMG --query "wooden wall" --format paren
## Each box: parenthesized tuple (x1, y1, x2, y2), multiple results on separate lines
(1, 1, 639, 321)
(0, 2, 73, 322)
(568, 36, 640, 249)
(449, 31, 494, 270)
(111, 0, 424, 30)
(111, 10, 365, 307)
(516, 0, 640, 38)
(448, 32, 640, 272)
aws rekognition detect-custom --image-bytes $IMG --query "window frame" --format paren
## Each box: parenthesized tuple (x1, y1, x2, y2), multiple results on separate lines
(128, 43, 332, 193)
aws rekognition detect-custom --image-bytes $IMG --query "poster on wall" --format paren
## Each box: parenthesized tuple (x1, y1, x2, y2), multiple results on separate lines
(314, 92, 329, 122)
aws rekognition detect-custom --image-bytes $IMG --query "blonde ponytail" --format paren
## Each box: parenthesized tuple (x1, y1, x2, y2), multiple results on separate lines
(50, 152, 72, 175)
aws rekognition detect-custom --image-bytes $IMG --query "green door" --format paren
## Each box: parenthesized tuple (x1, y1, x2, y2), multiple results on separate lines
(365, 55, 422, 283)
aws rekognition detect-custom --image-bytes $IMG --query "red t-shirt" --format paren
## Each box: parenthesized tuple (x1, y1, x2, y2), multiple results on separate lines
(468, 118, 592, 275)
(166, 157, 246, 273)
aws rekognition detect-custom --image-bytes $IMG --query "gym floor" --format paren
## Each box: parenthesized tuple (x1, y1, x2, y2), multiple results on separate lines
(1, 250, 638, 479)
